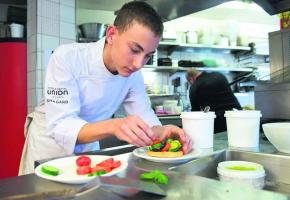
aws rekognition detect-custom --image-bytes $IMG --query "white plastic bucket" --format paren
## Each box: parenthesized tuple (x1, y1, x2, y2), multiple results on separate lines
(10, 23, 24, 38)
(217, 161, 265, 189)
(180, 111, 216, 149)
(225, 110, 262, 148)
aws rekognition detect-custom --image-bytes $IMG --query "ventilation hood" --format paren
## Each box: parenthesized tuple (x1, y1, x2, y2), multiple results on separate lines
(78, 0, 290, 22)
(144, 0, 290, 21)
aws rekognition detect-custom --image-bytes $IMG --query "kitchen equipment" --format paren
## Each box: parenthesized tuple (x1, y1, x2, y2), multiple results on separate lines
(163, 100, 178, 114)
(113, 0, 290, 22)
(178, 60, 203, 68)
(217, 36, 229, 46)
(203, 106, 210, 113)
(9, 23, 24, 38)
(176, 31, 186, 43)
(217, 161, 266, 189)
(257, 85, 289, 119)
(262, 122, 290, 153)
(158, 57, 172, 66)
(78, 23, 107, 40)
(202, 59, 217, 67)
(180, 111, 216, 149)
(199, 33, 214, 45)
(186, 31, 198, 44)
(237, 35, 249, 46)
(0, 23, 10, 38)
(225, 110, 262, 148)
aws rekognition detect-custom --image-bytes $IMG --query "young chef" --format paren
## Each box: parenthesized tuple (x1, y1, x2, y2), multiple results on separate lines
(19, 1, 192, 175)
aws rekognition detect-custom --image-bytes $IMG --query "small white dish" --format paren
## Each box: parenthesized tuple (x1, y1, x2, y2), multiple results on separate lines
(133, 147, 202, 163)
(35, 155, 128, 184)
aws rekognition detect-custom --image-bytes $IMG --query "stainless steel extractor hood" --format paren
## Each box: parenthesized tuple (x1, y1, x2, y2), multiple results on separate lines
(144, 0, 232, 21)
(253, 0, 290, 15)
(143, 0, 290, 21)
(77, 0, 290, 21)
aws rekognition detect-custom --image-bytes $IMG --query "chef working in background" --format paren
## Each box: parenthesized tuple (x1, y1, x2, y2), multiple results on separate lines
(19, 1, 192, 175)
(186, 68, 242, 133)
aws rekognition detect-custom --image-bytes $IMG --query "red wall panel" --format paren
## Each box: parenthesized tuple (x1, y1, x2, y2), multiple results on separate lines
(0, 42, 27, 178)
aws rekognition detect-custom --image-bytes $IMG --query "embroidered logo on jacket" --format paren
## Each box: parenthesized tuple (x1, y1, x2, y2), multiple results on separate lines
(46, 87, 69, 104)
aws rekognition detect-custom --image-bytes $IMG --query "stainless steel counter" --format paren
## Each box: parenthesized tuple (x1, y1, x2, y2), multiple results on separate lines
(0, 132, 289, 200)
(158, 115, 182, 127)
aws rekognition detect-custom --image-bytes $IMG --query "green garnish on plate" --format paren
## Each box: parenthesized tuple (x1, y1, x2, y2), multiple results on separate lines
(41, 165, 61, 176)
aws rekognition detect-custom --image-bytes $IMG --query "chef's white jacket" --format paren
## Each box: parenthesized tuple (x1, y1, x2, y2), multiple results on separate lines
(43, 37, 161, 155)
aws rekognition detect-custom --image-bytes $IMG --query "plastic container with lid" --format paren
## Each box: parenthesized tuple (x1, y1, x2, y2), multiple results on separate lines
(9, 23, 24, 38)
(224, 110, 262, 148)
(180, 112, 216, 149)
(217, 161, 266, 189)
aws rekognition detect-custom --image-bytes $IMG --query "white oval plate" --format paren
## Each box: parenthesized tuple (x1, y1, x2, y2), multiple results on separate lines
(133, 147, 202, 163)
(35, 155, 128, 184)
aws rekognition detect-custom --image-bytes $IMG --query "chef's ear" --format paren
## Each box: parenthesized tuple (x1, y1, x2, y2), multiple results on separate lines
(106, 25, 117, 44)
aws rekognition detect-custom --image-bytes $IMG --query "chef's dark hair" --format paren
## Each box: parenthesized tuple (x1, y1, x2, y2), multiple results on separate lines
(114, 1, 163, 37)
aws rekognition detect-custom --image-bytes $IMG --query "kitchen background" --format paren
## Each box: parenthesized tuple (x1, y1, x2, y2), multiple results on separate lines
(77, 0, 279, 123)
(0, 0, 279, 112)
(0, 0, 284, 178)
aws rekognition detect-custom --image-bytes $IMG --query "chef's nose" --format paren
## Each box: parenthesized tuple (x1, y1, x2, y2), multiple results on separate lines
(132, 55, 145, 70)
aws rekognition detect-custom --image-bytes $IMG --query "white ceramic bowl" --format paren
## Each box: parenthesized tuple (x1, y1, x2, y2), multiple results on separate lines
(262, 123, 290, 153)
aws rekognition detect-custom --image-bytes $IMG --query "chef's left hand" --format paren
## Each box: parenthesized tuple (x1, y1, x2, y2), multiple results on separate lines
(152, 125, 193, 154)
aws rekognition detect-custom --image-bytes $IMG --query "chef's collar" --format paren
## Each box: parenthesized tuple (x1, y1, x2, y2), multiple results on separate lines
(95, 37, 119, 78)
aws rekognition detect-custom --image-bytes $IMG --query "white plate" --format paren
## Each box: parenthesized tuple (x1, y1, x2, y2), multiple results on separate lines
(132, 147, 202, 163)
(35, 155, 128, 184)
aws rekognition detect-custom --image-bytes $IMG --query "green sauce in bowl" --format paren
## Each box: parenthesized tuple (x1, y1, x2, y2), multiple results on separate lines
(226, 166, 256, 171)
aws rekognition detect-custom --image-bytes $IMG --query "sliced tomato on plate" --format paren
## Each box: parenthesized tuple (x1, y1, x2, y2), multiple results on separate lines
(161, 142, 171, 152)
(76, 165, 91, 175)
(96, 158, 114, 168)
(152, 139, 161, 145)
(92, 166, 112, 173)
(111, 160, 121, 169)
(76, 155, 91, 167)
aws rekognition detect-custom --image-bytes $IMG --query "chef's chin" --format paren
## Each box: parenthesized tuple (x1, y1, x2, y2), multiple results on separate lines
(119, 69, 134, 77)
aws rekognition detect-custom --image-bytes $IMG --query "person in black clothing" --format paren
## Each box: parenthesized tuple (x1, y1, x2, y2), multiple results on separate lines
(186, 69, 242, 133)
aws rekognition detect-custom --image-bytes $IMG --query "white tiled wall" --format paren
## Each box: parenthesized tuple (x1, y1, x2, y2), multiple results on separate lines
(27, 0, 76, 113)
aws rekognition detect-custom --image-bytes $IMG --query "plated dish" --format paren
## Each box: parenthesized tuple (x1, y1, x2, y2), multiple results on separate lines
(133, 147, 201, 163)
(35, 155, 128, 184)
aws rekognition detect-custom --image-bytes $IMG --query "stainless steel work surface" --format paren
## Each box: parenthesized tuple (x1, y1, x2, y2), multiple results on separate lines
(0, 132, 289, 200)
(171, 149, 290, 196)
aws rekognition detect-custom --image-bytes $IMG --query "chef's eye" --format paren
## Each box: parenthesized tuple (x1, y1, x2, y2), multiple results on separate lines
(130, 47, 140, 54)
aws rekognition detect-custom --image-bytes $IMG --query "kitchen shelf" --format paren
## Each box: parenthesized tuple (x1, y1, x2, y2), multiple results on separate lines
(159, 41, 252, 52)
(142, 65, 254, 72)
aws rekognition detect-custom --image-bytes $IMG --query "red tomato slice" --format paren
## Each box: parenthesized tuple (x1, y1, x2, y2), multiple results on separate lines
(152, 139, 161, 145)
(92, 166, 112, 173)
(96, 158, 114, 167)
(161, 143, 170, 152)
(76, 155, 91, 167)
(111, 160, 121, 169)
(76, 166, 91, 175)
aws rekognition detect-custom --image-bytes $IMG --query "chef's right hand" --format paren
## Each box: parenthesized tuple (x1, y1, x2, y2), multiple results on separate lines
(112, 115, 156, 147)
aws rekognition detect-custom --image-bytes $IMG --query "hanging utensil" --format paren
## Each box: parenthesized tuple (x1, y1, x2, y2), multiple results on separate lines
(203, 106, 210, 113)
